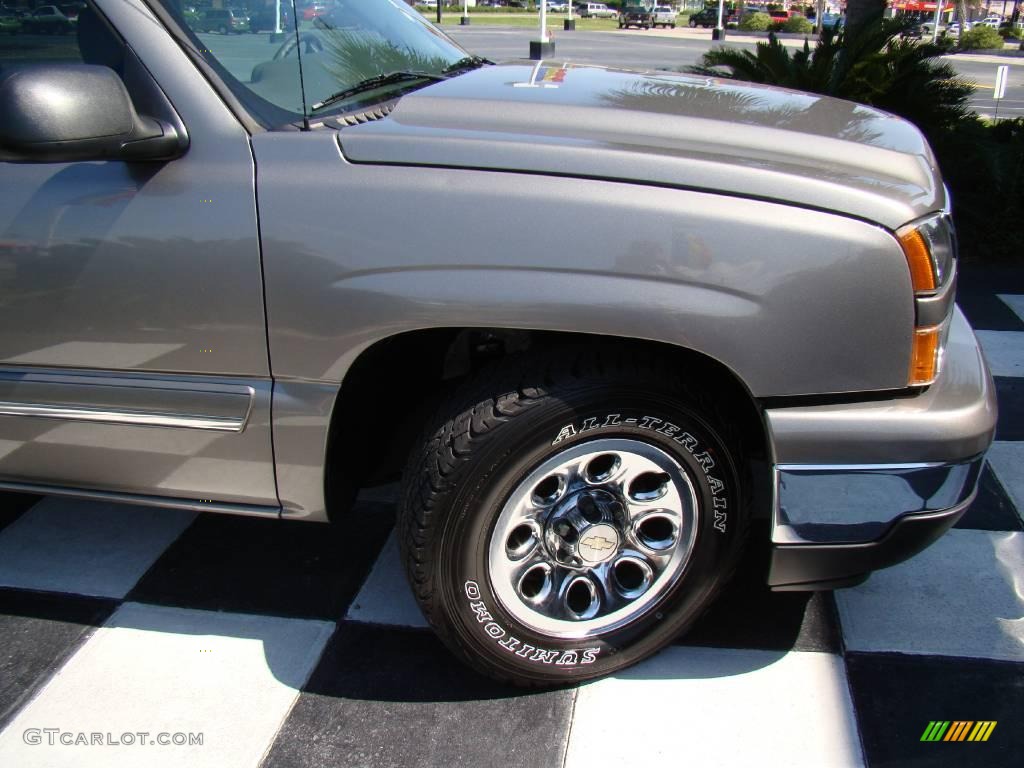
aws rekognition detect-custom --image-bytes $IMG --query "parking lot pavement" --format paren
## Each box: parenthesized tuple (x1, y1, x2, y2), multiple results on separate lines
(0, 274, 1022, 767)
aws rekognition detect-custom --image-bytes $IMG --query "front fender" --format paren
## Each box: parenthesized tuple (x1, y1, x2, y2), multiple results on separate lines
(253, 131, 914, 398)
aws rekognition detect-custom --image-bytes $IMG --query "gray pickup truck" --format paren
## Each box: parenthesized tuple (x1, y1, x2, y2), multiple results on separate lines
(0, 0, 996, 686)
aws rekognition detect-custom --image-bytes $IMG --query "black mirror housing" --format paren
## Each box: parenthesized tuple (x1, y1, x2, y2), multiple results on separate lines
(0, 64, 184, 162)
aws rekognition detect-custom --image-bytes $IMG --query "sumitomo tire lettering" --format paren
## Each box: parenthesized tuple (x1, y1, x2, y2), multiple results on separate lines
(463, 582, 601, 665)
(530, 649, 559, 664)
(469, 600, 493, 623)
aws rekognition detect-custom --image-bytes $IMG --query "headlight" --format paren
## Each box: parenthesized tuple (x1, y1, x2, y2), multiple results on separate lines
(896, 213, 956, 295)
(896, 213, 957, 386)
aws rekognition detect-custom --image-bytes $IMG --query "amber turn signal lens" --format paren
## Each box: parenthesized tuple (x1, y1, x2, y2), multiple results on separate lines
(898, 227, 936, 293)
(909, 325, 941, 386)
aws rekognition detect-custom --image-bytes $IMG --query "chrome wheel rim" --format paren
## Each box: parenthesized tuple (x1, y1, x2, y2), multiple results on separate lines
(487, 438, 700, 639)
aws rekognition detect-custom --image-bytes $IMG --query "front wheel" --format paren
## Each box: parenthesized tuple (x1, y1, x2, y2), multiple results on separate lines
(399, 347, 748, 686)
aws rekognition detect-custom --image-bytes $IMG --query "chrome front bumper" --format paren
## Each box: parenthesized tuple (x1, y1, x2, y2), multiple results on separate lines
(764, 307, 997, 590)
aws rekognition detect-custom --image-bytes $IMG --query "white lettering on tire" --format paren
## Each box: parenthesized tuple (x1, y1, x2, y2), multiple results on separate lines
(463, 581, 599, 666)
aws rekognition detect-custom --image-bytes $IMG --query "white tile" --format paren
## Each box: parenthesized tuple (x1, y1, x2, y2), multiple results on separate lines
(987, 442, 1024, 521)
(835, 529, 1024, 662)
(346, 531, 427, 628)
(0, 497, 194, 598)
(998, 294, 1024, 324)
(0, 603, 334, 768)
(975, 330, 1024, 377)
(565, 646, 863, 768)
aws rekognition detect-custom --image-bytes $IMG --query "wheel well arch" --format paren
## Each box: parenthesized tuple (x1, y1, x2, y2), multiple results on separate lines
(324, 327, 771, 523)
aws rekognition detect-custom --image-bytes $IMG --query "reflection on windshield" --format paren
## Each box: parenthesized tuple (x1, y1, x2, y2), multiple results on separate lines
(291, 0, 467, 115)
(172, 0, 468, 123)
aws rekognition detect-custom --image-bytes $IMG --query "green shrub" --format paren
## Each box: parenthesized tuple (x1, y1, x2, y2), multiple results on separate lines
(959, 25, 1005, 49)
(739, 11, 770, 31)
(998, 26, 1020, 40)
(783, 14, 812, 33)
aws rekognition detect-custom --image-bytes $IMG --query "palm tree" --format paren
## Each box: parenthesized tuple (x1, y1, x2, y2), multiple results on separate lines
(691, 19, 974, 140)
(844, 0, 887, 37)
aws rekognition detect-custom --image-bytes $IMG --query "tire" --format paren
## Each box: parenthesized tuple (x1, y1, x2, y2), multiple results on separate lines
(671, 23, 676, 28)
(689, 19, 696, 26)
(399, 346, 748, 686)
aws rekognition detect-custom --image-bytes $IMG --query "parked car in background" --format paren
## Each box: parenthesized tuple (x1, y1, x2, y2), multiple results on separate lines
(579, 2, 617, 18)
(946, 20, 971, 34)
(688, 6, 718, 26)
(618, 5, 654, 28)
(652, 5, 676, 27)
(0, 8, 21, 33)
(249, 5, 292, 32)
(979, 14, 1001, 28)
(195, 7, 249, 33)
(21, 5, 75, 33)
(547, 2, 570, 11)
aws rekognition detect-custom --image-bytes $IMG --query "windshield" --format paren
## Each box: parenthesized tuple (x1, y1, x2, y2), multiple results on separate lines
(155, 0, 470, 126)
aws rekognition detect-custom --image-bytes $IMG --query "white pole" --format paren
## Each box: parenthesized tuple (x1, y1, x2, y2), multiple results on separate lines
(931, 0, 942, 41)
(541, 0, 548, 41)
(464, 0, 469, 20)
(716, 0, 724, 30)
(568, 0, 573, 20)
(274, 0, 281, 34)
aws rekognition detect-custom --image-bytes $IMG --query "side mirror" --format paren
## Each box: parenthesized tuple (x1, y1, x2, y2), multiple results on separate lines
(0, 64, 184, 163)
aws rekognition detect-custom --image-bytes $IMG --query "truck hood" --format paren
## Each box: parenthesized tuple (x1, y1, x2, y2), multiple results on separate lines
(336, 62, 944, 229)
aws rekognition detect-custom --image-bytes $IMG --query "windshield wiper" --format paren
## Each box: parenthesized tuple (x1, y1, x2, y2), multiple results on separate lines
(442, 55, 492, 75)
(311, 71, 447, 112)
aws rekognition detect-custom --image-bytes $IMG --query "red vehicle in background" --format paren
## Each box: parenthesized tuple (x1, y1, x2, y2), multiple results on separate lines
(301, 3, 326, 20)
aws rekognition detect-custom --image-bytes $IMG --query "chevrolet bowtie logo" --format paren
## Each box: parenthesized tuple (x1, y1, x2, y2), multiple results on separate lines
(581, 535, 615, 552)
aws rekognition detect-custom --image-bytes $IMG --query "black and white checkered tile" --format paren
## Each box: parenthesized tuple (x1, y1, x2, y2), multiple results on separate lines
(1, 274, 1023, 768)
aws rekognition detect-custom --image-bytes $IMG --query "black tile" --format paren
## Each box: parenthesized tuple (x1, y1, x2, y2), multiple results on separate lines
(957, 293, 1024, 332)
(957, 466, 1022, 532)
(994, 377, 1024, 441)
(260, 623, 574, 768)
(0, 492, 40, 534)
(0, 588, 117, 731)
(127, 502, 395, 621)
(846, 652, 1024, 768)
(675, 530, 841, 653)
(957, 266, 1024, 332)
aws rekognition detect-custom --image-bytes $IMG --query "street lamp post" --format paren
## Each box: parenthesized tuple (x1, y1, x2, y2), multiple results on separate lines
(565, 0, 576, 30)
(931, 0, 943, 41)
(713, 0, 726, 39)
(530, 0, 556, 58)
(462, 0, 470, 25)
(269, 0, 284, 42)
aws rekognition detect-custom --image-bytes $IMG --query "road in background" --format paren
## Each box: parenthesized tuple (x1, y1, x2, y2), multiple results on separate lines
(445, 26, 1024, 118)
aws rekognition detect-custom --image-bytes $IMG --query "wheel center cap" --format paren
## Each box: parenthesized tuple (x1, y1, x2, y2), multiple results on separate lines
(577, 523, 620, 564)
